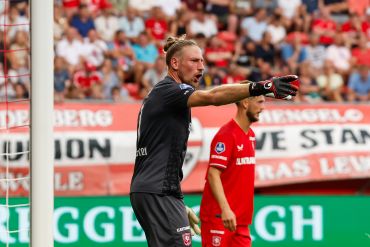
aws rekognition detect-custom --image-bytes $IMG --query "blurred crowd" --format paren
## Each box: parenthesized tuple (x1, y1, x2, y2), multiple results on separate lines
(0, 0, 369, 103)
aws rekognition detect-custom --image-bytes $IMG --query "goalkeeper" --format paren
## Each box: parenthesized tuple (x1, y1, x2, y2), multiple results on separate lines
(130, 34, 299, 247)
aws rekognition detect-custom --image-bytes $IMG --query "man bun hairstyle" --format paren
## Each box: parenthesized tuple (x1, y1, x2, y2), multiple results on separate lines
(163, 35, 197, 66)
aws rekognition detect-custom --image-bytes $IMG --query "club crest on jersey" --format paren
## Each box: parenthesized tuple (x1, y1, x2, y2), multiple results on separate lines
(182, 233, 191, 246)
(215, 142, 225, 154)
(212, 236, 222, 246)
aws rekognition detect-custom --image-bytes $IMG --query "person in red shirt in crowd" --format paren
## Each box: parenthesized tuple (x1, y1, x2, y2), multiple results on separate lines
(73, 61, 102, 97)
(205, 35, 234, 68)
(312, 7, 337, 45)
(200, 95, 266, 247)
(341, 12, 369, 47)
(352, 34, 370, 67)
(145, 6, 168, 44)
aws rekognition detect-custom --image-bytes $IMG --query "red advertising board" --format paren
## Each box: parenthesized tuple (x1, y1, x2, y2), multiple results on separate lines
(1, 102, 369, 196)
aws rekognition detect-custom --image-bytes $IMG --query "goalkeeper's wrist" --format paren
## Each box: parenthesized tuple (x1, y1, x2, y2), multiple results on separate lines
(249, 80, 269, 96)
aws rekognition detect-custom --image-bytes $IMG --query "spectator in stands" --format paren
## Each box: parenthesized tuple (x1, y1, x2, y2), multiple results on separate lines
(312, 7, 337, 46)
(70, 4, 95, 38)
(188, 4, 218, 38)
(169, 10, 190, 36)
(341, 13, 367, 48)
(277, 0, 303, 20)
(0, 5, 29, 40)
(145, 6, 169, 44)
(100, 59, 121, 99)
(204, 35, 234, 69)
(255, 31, 276, 67)
(240, 8, 268, 43)
(205, 0, 238, 34)
(54, 56, 70, 103)
(266, 13, 287, 45)
(111, 85, 130, 102)
(14, 82, 29, 100)
(141, 55, 167, 97)
(234, 38, 257, 68)
(54, 4, 68, 41)
(296, 62, 322, 102)
(222, 63, 248, 84)
(351, 34, 370, 67)
(347, 65, 370, 102)
(281, 34, 308, 73)
(94, 2, 119, 42)
(83, 29, 109, 68)
(106, 30, 135, 79)
(118, 7, 145, 42)
(316, 60, 344, 102)
(347, 0, 369, 17)
(306, 33, 327, 70)
(56, 27, 85, 69)
(132, 31, 159, 65)
(0, 64, 16, 101)
(61, 0, 80, 19)
(301, 0, 319, 14)
(154, 0, 182, 20)
(132, 31, 159, 83)
(253, 0, 278, 15)
(247, 60, 274, 82)
(182, 0, 206, 12)
(9, 30, 29, 69)
(325, 32, 352, 75)
(73, 61, 102, 97)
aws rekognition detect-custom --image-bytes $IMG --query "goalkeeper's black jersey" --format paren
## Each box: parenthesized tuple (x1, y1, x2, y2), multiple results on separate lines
(130, 76, 195, 198)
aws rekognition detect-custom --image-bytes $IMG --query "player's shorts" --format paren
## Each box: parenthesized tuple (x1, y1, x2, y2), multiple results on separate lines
(130, 192, 193, 247)
(201, 221, 251, 247)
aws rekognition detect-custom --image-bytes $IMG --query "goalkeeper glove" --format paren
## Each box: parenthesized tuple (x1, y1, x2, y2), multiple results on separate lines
(249, 75, 299, 100)
(185, 206, 201, 236)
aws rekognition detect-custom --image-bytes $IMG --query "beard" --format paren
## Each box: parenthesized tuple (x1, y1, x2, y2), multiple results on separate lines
(246, 110, 259, 123)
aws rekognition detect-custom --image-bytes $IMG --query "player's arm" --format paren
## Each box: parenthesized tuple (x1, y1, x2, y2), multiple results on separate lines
(207, 167, 237, 232)
(188, 75, 299, 107)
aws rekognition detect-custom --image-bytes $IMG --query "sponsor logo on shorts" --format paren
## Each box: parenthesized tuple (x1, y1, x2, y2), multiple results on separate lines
(182, 232, 192, 246)
(212, 235, 222, 246)
(215, 142, 225, 154)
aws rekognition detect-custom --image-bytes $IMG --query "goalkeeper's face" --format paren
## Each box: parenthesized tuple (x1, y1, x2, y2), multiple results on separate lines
(177, 46, 204, 88)
(246, 95, 265, 122)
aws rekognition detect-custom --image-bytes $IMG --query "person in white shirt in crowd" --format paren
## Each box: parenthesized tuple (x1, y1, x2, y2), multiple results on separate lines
(82, 29, 109, 68)
(240, 8, 268, 43)
(94, 2, 119, 42)
(266, 13, 287, 45)
(306, 33, 327, 71)
(118, 7, 145, 42)
(277, 0, 302, 19)
(188, 5, 218, 38)
(316, 60, 344, 102)
(56, 27, 85, 70)
(325, 32, 353, 76)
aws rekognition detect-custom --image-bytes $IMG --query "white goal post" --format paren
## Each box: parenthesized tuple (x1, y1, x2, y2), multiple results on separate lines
(30, 0, 54, 247)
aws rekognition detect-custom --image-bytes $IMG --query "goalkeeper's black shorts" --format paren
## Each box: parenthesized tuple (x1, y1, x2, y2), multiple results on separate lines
(130, 192, 193, 247)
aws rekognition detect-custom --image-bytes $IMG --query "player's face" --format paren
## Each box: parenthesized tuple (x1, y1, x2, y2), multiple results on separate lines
(178, 46, 204, 88)
(246, 96, 265, 122)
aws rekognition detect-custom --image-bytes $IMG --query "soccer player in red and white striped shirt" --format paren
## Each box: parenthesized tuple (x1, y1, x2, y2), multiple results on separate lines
(200, 95, 265, 247)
